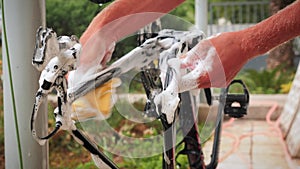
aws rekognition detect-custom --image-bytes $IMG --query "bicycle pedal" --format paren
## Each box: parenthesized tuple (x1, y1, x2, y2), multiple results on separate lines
(224, 80, 249, 118)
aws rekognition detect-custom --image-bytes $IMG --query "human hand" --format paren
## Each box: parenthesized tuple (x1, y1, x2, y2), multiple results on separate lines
(68, 29, 119, 121)
(179, 34, 248, 91)
(180, 0, 300, 92)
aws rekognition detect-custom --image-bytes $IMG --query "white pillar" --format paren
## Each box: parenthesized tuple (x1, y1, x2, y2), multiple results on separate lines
(195, 0, 208, 34)
(3, 0, 48, 168)
(195, 0, 209, 102)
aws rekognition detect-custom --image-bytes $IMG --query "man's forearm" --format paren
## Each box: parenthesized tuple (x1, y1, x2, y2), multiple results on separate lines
(210, 0, 300, 61)
(80, 0, 185, 45)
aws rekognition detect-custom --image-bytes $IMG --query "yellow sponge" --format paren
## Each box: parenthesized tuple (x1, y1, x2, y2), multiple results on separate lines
(72, 78, 121, 121)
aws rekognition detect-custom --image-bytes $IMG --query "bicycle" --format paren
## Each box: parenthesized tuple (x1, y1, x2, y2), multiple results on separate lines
(31, 15, 250, 169)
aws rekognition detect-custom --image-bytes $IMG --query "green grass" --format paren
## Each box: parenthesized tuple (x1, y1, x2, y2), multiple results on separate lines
(46, 98, 206, 168)
(0, 92, 207, 169)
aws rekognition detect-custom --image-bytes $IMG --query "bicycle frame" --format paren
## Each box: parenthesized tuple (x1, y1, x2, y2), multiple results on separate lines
(141, 69, 228, 169)
(31, 25, 249, 169)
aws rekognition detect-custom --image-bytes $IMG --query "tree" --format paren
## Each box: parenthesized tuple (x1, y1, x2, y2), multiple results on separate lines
(266, 0, 296, 70)
(45, 0, 195, 38)
(46, 0, 107, 37)
(170, 0, 195, 24)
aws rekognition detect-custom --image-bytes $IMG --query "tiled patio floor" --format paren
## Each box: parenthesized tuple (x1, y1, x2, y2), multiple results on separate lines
(202, 119, 300, 169)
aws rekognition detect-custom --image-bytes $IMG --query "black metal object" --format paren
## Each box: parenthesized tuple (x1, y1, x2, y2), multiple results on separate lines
(205, 88, 226, 169)
(175, 88, 227, 169)
(89, 0, 113, 4)
(161, 113, 177, 169)
(71, 130, 119, 169)
(204, 88, 212, 106)
(176, 92, 205, 169)
(140, 68, 180, 169)
(161, 66, 178, 169)
(140, 69, 162, 118)
(139, 67, 176, 169)
(224, 79, 249, 118)
(176, 80, 249, 169)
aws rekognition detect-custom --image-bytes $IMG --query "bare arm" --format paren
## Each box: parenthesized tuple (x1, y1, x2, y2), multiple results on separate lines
(80, 0, 185, 45)
(209, 0, 300, 82)
(78, 0, 184, 65)
(180, 0, 300, 90)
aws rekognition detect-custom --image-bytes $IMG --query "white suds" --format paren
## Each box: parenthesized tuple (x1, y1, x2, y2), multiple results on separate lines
(154, 58, 181, 124)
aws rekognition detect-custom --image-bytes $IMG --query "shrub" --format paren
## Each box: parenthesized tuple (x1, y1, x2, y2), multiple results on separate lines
(237, 67, 295, 94)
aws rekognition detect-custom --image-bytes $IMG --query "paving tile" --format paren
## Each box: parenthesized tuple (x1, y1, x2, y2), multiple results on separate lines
(251, 131, 284, 159)
(252, 143, 285, 156)
(218, 137, 250, 155)
(252, 134, 282, 146)
(252, 121, 273, 131)
(201, 119, 300, 169)
(220, 152, 251, 164)
(237, 137, 251, 154)
(223, 120, 253, 134)
(252, 154, 290, 169)
(217, 162, 250, 169)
